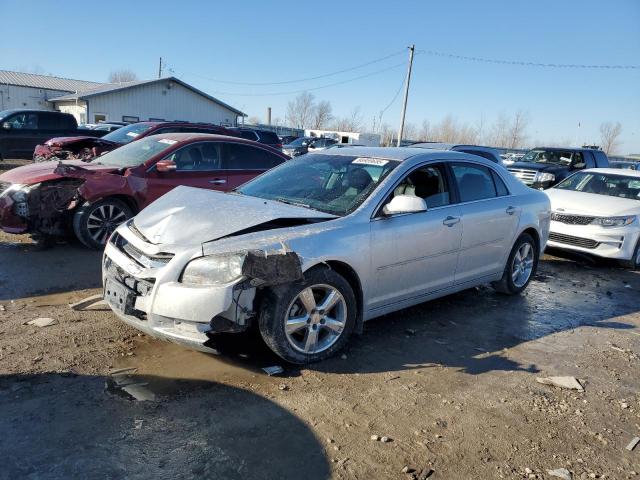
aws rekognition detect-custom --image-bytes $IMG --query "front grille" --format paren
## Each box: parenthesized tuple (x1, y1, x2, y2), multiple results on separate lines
(549, 232, 599, 249)
(551, 213, 595, 225)
(508, 168, 537, 185)
(111, 232, 174, 269)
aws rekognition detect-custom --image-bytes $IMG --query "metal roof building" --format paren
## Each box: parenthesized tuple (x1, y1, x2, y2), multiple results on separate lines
(0, 70, 245, 126)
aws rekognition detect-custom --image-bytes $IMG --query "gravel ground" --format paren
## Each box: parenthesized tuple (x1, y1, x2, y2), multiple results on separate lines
(0, 178, 639, 478)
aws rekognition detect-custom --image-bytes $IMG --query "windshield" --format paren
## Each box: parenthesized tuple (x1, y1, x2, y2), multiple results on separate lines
(555, 172, 640, 200)
(101, 122, 154, 144)
(0, 110, 14, 122)
(237, 154, 399, 216)
(93, 136, 176, 168)
(521, 149, 574, 165)
(287, 137, 310, 147)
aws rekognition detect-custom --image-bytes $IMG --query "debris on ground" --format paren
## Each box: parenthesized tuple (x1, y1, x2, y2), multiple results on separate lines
(69, 294, 107, 311)
(370, 435, 380, 441)
(24, 317, 58, 328)
(134, 419, 144, 430)
(402, 466, 414, 474)
(262, 365, 284, 376)
(0, 304, 5, 311)
(417, 468, 434, 479)
(626, 436, 640, 451)
(380, 436, 391, 443)
(106, 372, 156, 402)
(340, 354, 348, 360)
(536, 376, 584, 392)
(278, 384, 289, 391)
(548, 468, 572, 480)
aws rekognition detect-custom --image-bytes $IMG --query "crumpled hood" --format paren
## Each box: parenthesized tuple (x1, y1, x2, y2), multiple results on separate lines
(45, 136, 118, 147)
(546, 188, 640, 216)
(132, 186, 337, 246)
(0, 160, 119, 185)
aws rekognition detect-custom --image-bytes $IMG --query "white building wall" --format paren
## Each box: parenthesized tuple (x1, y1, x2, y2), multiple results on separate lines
(56, 101, 88, 124)
(86, 81, 239, 125)
(0, 85, 66, 111)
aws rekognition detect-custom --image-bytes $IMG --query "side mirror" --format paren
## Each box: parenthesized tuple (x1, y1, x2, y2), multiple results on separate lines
(2, 122, 11, 130)
(382, 194, 427, 216)
(156, 159, 177, 173)
(573, 162, 586, 170)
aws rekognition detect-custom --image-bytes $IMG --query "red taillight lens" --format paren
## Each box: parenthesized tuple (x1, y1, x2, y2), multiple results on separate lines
(275, 144, 282, 149)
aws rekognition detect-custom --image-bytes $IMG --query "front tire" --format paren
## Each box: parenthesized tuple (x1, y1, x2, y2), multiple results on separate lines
(492, 233, 538, 295)
(620, 239, 640, 270)
(258, 267, 357, 364)
(73, 198, 133, 249)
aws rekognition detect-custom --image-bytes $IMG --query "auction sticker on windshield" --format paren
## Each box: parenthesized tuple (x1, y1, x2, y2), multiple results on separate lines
(158, 139, 178, 145)
(126, 132, 139, 137)
(352, 157, 389, 166)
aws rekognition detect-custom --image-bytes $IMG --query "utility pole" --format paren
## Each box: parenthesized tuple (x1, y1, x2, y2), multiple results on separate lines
(158, 57, 163, 78)
(397, 44, 415, 147)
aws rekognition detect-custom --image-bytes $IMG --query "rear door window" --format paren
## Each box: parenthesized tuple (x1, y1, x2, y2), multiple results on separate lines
(451, 163, 498, 202)
(222, 143, 283, 169)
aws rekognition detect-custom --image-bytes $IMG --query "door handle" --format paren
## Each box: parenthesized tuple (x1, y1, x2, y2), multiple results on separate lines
(442, 216, 460, 227)
(506, 206, 516, 215)
(208, 178, 227, 185)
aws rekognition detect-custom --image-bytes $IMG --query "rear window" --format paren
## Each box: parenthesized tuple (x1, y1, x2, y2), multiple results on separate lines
(102, 123, 154, 144)
(257, 131, 280, 144)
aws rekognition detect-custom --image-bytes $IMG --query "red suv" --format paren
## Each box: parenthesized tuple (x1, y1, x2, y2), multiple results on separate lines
(0, 133, 287, 248)
(33, 121, 239, 162)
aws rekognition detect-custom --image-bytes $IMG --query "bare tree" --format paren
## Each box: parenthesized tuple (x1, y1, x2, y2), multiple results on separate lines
(286, 92, 316, 129)
(378, 123, 396, 146)
(487, 113, 510, 148)
(108, 69, 138, 83)
(332, 107, 364, 132)
(402, 122, 418, 141)
(600, 121, 623, 155)
(247, 116, 261, 125)
(506, 110, 530, 148)
(312, 101, 333, 129)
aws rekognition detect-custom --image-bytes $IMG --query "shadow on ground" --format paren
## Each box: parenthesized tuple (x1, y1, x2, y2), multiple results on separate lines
(0, 373, 329, 480)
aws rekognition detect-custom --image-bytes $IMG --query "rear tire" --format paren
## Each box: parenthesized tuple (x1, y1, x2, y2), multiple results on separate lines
(492, 233, 538, 295)
(258, 266, 357, 364)
(73, 198, 133, 249)
(620, 239, 640, 270)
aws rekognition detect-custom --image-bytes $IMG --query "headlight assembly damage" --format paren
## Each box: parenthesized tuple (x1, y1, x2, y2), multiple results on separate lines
(181, 250, 304, 287)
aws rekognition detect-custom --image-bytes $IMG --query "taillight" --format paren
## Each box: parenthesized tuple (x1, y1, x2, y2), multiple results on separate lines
(275, 144, 283, 149)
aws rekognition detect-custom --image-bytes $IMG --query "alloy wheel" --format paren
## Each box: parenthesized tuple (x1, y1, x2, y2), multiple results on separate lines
(86, 204, 128, 245)
(284, 284, 347, 355)
(511, 242, 534, 288)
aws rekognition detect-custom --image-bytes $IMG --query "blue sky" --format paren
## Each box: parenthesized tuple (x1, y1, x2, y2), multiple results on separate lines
(2, 0, 639, 153)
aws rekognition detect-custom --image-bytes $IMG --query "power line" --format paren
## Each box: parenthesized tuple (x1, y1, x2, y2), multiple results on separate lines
(185, 49, 406, 86)
(204, 62, 407, 97)
(418, 49, 640, 69)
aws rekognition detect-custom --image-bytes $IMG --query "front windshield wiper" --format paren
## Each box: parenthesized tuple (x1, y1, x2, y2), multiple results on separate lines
(274, 197, 311, 209)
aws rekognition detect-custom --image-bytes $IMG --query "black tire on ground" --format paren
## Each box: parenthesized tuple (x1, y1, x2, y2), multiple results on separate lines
(492, 232, 539, 295)
(620, 239, 640, 270)
(73, 198, 133, 249)
(258, 266, 357, 364)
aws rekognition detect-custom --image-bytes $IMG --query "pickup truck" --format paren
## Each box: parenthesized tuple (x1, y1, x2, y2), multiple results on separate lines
(0, 109, 105, 160)
(507, 147, 609, 189)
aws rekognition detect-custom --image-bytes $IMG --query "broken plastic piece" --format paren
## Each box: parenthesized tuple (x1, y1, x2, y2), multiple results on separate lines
(626, 436, 640, 451)
(262, 365, 284, 376)
(536, 376, 584, 392)
(242, 250, 303, 286)
(70, 294, 106, 311)
(25, 318, 58, 328)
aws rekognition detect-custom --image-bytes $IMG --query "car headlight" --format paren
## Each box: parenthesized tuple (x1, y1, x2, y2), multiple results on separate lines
(591, 216, 636, 227)
(0, 183, 38, 202)
(536, 172, 555, 183)
(181, 252, 246, 286)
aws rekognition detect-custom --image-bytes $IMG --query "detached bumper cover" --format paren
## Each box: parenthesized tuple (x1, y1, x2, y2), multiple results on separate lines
(0, 196, 28, 233)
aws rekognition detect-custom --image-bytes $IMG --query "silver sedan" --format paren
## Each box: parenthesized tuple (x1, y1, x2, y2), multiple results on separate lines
(102, 147, 551, 364)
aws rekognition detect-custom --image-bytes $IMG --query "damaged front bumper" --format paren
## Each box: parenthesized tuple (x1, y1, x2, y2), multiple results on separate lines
(102, 221, 303, 352)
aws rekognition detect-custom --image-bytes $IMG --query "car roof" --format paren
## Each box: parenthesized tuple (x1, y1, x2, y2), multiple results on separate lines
(144, 132, 287, 154)
(532, 147, 601, 153)
(583, 168, 640, 177)
(309, 146, 470, 162)
(410, 142, 499, 151)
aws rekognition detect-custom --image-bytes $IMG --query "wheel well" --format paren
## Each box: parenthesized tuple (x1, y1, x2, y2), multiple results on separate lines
(90, 194, 139, 214)
(521, 227, 541, 255)
(322, 260, 364, 333)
